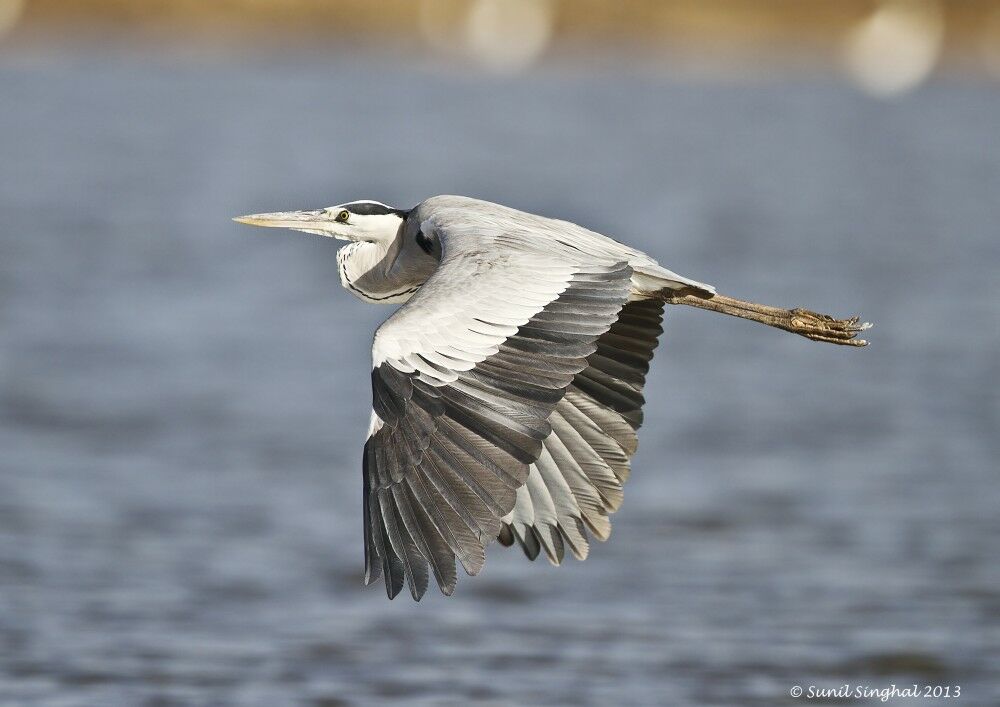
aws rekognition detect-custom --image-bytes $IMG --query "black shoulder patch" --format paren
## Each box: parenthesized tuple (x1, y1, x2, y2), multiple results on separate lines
(415, 229, 434, 255)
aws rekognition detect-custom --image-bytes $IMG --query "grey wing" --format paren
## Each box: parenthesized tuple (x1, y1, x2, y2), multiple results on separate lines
(498, 298, 664, 563)
(364, 217, 634, 599)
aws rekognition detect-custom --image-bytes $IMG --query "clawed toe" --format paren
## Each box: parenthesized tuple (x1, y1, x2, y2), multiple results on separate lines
(788, 309, 872, 346)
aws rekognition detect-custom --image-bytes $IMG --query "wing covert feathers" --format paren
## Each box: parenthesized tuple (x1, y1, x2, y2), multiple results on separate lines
(364, 263, 633, 599)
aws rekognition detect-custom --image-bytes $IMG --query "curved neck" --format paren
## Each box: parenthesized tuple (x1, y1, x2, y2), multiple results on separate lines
(338, 240, 420, 304)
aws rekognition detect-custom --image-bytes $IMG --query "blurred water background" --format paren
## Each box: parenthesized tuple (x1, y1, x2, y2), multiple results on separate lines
(1, 1, 999, 705)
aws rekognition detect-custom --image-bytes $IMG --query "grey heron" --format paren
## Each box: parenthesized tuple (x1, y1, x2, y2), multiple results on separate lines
(235, 195, 870, 600)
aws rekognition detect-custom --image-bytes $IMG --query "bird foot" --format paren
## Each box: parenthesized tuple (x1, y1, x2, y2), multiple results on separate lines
(787, 309, 872, 346)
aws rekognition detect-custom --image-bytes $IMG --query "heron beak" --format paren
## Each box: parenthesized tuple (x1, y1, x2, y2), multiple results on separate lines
(232, 210, 329, 230)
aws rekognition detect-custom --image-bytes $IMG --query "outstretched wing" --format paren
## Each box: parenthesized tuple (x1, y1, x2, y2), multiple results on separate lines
(363, 215, 634, 599)
(498, 298, 664, 563)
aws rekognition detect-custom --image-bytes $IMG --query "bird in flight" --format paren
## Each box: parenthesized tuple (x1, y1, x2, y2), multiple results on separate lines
(235, 196, 870, 600)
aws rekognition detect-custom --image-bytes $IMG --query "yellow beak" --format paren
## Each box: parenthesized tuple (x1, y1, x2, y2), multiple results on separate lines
(232, 210, 328, 229)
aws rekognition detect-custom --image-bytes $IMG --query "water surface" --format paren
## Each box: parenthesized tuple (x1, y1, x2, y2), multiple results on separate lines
(1, 54, 998, 705)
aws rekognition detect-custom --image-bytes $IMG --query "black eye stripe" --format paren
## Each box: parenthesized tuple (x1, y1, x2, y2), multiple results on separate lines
(339, 202, 411, 218)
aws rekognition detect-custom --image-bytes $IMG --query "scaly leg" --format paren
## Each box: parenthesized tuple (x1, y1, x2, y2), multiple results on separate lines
(663, 290, 872, 346)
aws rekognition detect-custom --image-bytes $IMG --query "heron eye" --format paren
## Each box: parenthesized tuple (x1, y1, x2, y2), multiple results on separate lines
(335, 210, 350, 223)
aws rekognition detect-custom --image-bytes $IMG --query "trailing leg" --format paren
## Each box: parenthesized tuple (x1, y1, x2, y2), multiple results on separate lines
(662, 290, 871, 347)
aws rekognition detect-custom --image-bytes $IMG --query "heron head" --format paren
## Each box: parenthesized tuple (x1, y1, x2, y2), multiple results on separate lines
(234, 200, 409, 243)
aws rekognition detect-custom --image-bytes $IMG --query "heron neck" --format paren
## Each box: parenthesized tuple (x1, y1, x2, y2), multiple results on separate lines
(338, 240, 418, 304)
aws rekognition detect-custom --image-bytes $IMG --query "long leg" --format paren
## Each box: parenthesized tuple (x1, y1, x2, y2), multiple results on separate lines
(662, 290, 872, 346)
